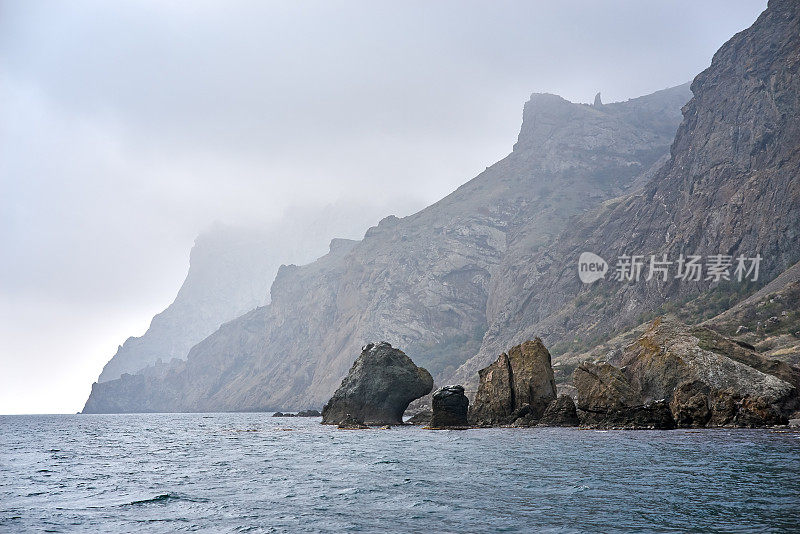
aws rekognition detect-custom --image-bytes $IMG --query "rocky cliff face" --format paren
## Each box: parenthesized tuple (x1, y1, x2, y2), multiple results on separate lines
(453, 0, 800, 390)
(83, 82, 689, 412)
(703, 260, 800, 365)
(85, 1, 798, 415)
(97, 225, 276, 382)
(96, 203, 415, 383)
(470, 339, 557, 426)
(573, 318, 797, 428)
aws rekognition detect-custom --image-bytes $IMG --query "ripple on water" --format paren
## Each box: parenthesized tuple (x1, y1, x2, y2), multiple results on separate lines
(1, 414, 799, 533)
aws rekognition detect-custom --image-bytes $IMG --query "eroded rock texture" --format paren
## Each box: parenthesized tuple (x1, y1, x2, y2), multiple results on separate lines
(429, 385, 469, 428)
(537, 395, 580, 427)
(452, 0, 800, 392)
(321, 342, 433, 426)
(573, 318, 797, 428)
(83, 81, 689, 413)
(470, 339, 557, 426)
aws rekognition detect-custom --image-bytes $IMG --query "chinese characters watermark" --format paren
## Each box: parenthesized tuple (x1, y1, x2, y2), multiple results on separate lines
(578, 252, 761, 284)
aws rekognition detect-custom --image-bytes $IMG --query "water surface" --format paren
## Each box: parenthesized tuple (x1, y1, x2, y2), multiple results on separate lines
(1, 414, 798, 532)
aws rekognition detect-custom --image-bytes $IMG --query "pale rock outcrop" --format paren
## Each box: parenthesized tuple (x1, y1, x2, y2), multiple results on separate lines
(573, 318, 797, 428)
(470, 339, 557, 426)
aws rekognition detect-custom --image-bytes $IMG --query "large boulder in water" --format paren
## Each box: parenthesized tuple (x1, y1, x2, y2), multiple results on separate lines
(537, 395, 579, 427)
(321, 342, 433, 425)
(429, 385, 469, 428)
(572, 362, 676, 429)
(573, 318, 797, 428)
(470, 339, 557, 426)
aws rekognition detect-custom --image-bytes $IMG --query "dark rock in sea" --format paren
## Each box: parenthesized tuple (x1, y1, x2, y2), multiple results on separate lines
(573, 318, 797, 428)
(405, 410, 432, 426)
(537, 395, 579, 427)
(274, 410, 320, 417)
(470, 339, 557, 426)
(321, 342, 433, 426)
(507, 405, 537, 427)
(337, 413, 369, 430)
(429, 385, 469, 428)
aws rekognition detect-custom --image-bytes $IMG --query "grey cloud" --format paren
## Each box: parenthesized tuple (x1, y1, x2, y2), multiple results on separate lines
(0, 0, 766, 413)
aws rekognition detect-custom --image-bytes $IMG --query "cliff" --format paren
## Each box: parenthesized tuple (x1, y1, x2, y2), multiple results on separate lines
(452, 0, 800, 390)
(83, 81, 690, 412)
(95, 203, 413, 383)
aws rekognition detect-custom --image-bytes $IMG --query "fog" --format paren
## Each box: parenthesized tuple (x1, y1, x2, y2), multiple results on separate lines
(0, 0, 766, 414)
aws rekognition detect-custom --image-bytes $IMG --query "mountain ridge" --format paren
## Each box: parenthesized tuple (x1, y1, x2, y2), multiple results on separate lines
(451, 0, 800, 390)
(83, 82, 691, 412)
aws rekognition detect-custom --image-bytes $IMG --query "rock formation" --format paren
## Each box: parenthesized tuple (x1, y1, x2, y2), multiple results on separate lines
(84, 1, 800, 417)
(537, 395, 579, 427)
(97, 224, 278, 382)
(83, 80, 689, 413)
(573, 318, 797, 428)
(337, 414, 369, 430)
(429, 385, 469, 428)
(703, 260, 800, 367)
(452, 0, 800, 391)
(470, 339, 557, 426)
(405, 410, 432, 426)
(272, 409, 321, 417)
(321, 343, 433, 426)
(96, 201, 415, 384)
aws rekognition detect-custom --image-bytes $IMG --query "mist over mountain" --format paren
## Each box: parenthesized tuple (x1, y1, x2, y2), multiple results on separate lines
(83, 0, 798, 416)
(96, 200, 422, 382)
(452, 0, 800, 388)
(83, 83, 691, 412)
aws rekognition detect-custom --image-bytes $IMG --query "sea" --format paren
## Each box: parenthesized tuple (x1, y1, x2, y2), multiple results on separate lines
(1, 413, 798, 533)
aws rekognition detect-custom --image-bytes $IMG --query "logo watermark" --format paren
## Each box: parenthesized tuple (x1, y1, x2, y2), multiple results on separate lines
(578, 253, 761, 284)
(578, 252, 608, 283)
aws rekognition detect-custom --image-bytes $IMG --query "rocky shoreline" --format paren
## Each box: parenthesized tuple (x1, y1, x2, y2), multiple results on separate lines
(322, 316, 799, 431)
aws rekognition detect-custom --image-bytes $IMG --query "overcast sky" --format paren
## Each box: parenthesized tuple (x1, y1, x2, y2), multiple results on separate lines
(0, 0, 766, 414)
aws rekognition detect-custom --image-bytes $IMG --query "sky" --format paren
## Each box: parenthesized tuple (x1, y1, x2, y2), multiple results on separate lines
(0, 0, 767, 414)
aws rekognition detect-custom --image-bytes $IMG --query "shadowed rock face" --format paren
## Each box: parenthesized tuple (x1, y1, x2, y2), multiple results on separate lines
(405, 410, 432, 426)
(537, 395, 579, 427)
(573, 318, 798, 428)
(430, 385, 469, 428)
(470, 352, 513, 424)
(321, 342, 433, 426)
(471, 339, 556, 426)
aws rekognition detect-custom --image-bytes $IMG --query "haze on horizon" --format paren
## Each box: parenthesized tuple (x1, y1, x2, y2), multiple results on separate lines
(0, 0, 767, 415)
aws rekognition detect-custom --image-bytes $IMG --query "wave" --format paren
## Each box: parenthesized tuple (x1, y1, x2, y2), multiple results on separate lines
(125, 493, 178, 506)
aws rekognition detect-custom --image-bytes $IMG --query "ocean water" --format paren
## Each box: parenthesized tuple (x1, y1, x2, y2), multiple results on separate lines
(1, 414, 798, 533)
